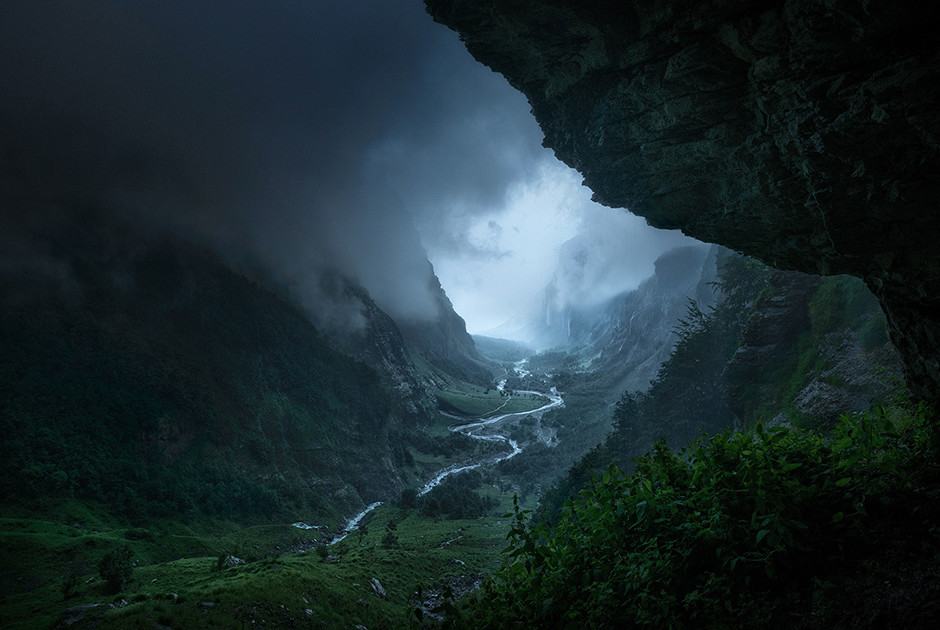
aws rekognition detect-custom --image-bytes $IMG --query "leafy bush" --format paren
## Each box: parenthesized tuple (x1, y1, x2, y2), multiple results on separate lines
(455, 403, 931, 628)
(381, 530, 400, 548)
(419, 470, 498, 519)
(98, 546, 134, 594)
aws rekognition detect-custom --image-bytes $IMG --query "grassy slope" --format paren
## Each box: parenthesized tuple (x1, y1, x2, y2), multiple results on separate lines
(0, 219, 537, 627)
(0, 494, 520, 629)
(436, 387, 547, 420)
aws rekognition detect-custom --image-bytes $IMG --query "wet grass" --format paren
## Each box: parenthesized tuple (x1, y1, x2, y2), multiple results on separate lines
(0, 496, 519, 629)
(436, 386, 546, 423)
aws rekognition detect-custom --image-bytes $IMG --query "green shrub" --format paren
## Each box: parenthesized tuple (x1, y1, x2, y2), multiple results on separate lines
(61, 571, 81, 600)
(381, 530, 400, 548)
(456, 402, 931, 628)
(123, 528, 153, 541)
(98, 546, 134, 594)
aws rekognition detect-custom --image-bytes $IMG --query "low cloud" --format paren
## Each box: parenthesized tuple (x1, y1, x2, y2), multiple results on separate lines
(1, 1, 700, 335)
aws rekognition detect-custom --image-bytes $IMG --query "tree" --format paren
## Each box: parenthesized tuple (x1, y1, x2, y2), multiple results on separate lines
(399, 488, 417, 509)
(98, 546, 133, 594)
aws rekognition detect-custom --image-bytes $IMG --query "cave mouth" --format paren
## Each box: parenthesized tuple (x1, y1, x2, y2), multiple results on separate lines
(423, 0, 940, 407)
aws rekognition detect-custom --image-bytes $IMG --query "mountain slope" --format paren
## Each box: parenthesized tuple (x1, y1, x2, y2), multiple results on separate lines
(424, 0, 940, 405)
(573, 245, 718, 396)
(396, 262, 493, 387)
(0, 210, 417, 523)
(538, 254, 904, 523)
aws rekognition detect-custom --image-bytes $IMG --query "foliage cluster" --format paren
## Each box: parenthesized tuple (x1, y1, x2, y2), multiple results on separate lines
(418, 470, 499, 519)
(98, 546, 134, 594)
(762, 274, 893, 427)
(1, 498, 518, 629)
(536, 255, 772, 522)
(538, 256, 898, 524)
(455, 402, 933, 628)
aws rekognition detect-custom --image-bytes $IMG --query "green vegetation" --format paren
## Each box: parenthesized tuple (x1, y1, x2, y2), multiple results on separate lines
(538, 256, 901, 523)
(417, 470, 500, 519)
(444, 256, 931, 628)
(472, 336, 533, 364)
(536, 256, 772, 518)
(0, 495, 521, 629)
(2, 221, 928, 628)
(436, 385, 545, 419)
(97, 546, 134, 594)
(0, 238, 400, 525)
(742, 273, 891, 428)
(454, 401, 936, 628)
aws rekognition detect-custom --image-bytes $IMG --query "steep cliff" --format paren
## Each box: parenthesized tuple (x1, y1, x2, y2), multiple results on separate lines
(395, 263, 494, 386)
(539, 253, 903, 523)
(425, 0, 940, 403)
(311, 271, 440, 424)
(575, 244, 718, 395)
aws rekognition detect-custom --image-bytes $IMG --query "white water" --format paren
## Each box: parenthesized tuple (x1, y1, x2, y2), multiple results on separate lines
(496, 359, 530, 392)
(327, 501, 383, 545)
(305, 375, 564, 544)
(417, 387, 563, 496)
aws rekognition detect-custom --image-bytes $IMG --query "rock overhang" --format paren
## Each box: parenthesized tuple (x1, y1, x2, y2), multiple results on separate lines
(425, 0, 940, 404)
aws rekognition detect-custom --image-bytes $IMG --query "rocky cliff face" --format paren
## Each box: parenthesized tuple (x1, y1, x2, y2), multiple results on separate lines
(425, 0, 940, 403)
(727, 269, 903, 427)
(312, 272, 439, 426)
(575, 245, 718, 395)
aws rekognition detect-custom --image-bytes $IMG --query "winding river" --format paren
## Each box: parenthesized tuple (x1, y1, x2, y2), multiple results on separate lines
(304, 373, 563, 543)
(417, 386, 563, 496)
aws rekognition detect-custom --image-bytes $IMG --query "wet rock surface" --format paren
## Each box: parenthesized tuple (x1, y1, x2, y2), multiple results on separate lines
(425, 0, 940, 403)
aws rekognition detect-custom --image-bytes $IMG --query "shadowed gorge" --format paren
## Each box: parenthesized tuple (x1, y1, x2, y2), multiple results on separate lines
(2, 1, 938, 628)
(423, 0, 940, 404)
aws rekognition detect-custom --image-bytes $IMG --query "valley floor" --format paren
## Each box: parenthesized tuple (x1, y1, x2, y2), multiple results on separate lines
(0, 492, 522, 629)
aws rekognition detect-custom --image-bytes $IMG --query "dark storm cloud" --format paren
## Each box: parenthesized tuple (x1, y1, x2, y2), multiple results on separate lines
(1, 0, 539, 323)
(367, 41, 547, 258)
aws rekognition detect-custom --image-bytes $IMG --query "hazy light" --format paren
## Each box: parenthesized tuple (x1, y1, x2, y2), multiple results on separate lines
(420, 159, 697, 335)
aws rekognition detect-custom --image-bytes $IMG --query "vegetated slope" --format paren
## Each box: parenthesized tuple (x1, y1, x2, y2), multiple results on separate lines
(472, 336, 533, 364)
(0, 210, 421, 525)
(488, 246, 719, 499)
(458, 405, 938, 629)
(454, 254, 937, 628)
(0, 212, 521, 630)
(570, 244, 720, 396)
(540, 253, 902, 519)
(396, 262, 494, 387)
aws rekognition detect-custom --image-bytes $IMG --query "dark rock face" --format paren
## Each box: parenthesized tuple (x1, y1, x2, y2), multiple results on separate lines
(725, 270, 821, 422)
(425, 0, 940, 403)
(729, 269, 902, 427)
(317, 272, 438, 425)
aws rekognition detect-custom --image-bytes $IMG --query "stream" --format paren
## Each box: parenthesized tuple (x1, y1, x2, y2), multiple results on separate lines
(417, 387, 563, 496)
(296, 360, 563, 544)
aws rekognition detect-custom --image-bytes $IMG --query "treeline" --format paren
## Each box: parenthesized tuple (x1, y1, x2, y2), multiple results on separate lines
(400, 470, 498, 520)
(447, 253, 931, 626)
(537, 255, 897, 523)
(535, 254, 770, 521)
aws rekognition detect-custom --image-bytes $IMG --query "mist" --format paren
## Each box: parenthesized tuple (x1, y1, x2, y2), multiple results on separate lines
(1, 0, 698, 333)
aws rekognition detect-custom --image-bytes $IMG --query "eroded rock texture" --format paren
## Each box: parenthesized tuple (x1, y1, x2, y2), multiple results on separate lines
(425, 0, 940, 403)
